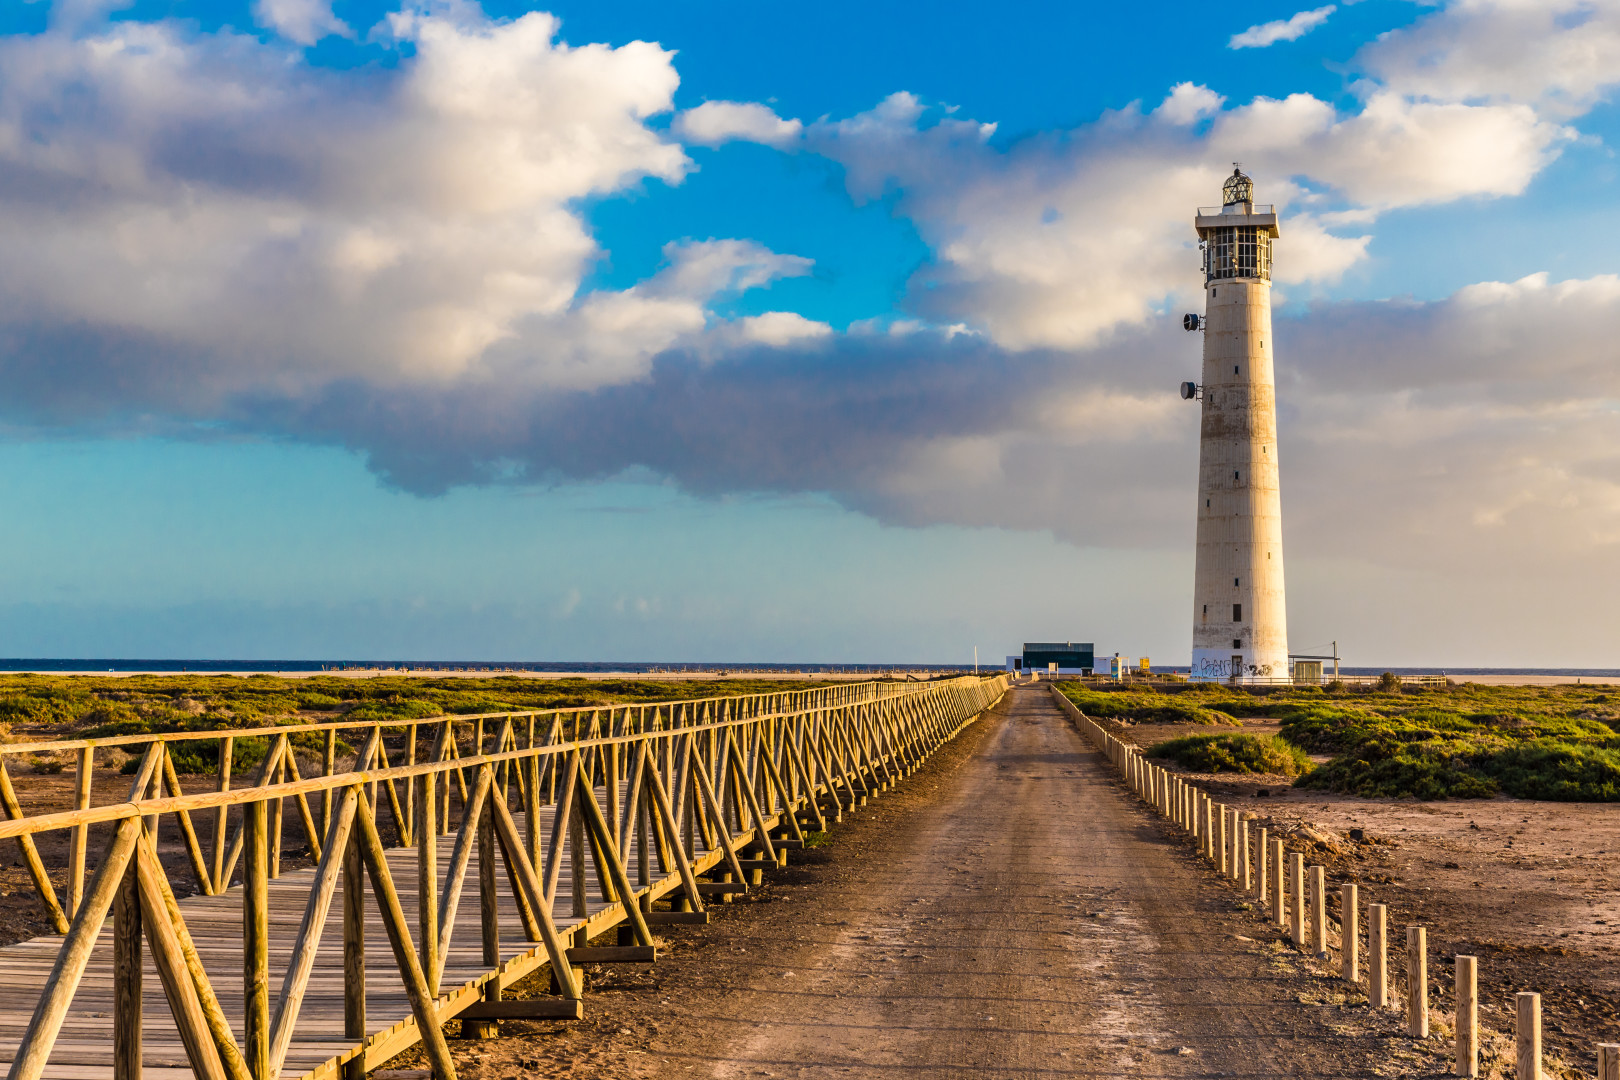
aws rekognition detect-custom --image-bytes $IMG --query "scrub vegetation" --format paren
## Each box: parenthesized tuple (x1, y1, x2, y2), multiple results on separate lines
(0, 673, 833, 773)
(1060, 680, 1620, 801)
(1147, 732, 1312, 776)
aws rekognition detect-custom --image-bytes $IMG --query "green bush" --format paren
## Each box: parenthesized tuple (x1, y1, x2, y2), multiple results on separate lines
(0, 695, 85, 727)
(1147, 733, 1312, 776)
(1296, 739, 1496, 799)
(1059, 686, 1228, 725)
(1054, 677, 1620, 799)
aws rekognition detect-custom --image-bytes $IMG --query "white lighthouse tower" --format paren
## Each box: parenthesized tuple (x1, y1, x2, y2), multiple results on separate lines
(1186, 167, 1287, 682)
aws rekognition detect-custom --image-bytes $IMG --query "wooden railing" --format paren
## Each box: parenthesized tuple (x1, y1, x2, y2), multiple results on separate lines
(0, 673, 1009, 1080)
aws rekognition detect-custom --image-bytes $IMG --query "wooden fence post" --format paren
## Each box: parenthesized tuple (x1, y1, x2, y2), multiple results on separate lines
(1289, 852, 1305, 946)
(1597, 1042, 1618, 1080)
(1256, 827, 1268, 904)
(1341, 883, 1359, 983)
(1369, 903, 1388, 1007)
(1309, 865, 1327, 958)
(1239, 819, 1250, 889)
(1407, 926, 1428, 1038)
(114, 857, 141, 1080)
(1516, 993, 1540, 1080)
(467, 810, 500, 1040)
(213, 738, 233, 893)
(69, 746, 93, 918)
(245, 800, 269, 1080)
(1272, 840, 1287, 928)
(1456, 955, 1478, 1078)
(342, 824, 365, 1080)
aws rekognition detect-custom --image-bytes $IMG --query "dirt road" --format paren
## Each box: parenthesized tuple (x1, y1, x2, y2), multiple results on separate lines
(689, 681, 1404, 1078)
(441, 681, 1449, 1079)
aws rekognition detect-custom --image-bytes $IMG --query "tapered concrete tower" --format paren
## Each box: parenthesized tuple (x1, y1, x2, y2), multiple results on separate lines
(1188, 167, 1287, 681)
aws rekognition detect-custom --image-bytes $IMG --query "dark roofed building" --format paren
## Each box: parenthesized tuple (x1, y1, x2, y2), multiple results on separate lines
(1015, 641, 1094, 674)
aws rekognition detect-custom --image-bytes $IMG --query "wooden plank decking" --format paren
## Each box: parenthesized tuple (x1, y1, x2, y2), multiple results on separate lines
(0, 807, 699, 1080)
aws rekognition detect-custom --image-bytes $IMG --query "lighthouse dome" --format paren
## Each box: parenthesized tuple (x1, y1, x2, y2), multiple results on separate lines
(1222, 166, 1253, 207)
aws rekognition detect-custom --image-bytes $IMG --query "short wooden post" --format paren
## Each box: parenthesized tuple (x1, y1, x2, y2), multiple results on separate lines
(343, 825, 365, 1080)
(1239, 820, 1250, 889)
(1222, 811, 1232, 873)
(1597, 1042, 1619, 1080)
(1516, 993, 1540, 1080)
(1407, 926, 1428, 1038)
(1456, 955, 1478, 1077)
(1217, 806, 1229, 874)
(1369, 903, 1388, 1007)
(1309, 865, 1327, 958)
(245, 799, 269, 1080)
(1256, 827, 1268, 903)
(1272, 840, 1287, 928)
(1289, 852, 1305, 946)
(1227, 807, 1237, 876)
(1205, 796, 1217, 860)
(1341, 883, 1359, 983)
(114, 856, 141, 1080)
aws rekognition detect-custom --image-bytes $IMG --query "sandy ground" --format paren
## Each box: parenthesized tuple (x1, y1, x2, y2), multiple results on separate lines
(1449, 676, 1620, 687)
(1110, 716, 1620, 1073)
(372, 682, 1498, 1079)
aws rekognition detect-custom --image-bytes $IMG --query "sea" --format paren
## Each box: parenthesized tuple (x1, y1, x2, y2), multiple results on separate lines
(0, 660, 1617, 678)
(0, 659, 971, 674)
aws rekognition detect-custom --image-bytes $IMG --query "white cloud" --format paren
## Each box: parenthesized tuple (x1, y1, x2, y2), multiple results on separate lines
(1153, 83, 1225, 125)
(491, 239, 816, 389)
(735, 311, 833, 346)
(1229, 5, 1336, 49)
(804, 85, 1564, 351)
(253, 0, 350, 45)
(1269, 214, 1370, 284)
(1359, 0, 1620, 119)
(0, 9, 724, 395)
(672, 100, 803, 147)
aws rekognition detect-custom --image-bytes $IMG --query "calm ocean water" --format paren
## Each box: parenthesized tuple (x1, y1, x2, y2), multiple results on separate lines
(0, 660, 1616, 677)
(0, 659, 974, 674)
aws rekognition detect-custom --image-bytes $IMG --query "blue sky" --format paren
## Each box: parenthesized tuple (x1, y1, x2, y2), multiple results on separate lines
(1, 0, 1619, 665)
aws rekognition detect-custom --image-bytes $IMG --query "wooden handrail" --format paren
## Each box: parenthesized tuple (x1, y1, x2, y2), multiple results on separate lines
(0, 673, 1010, 1080)
(0, 677, 928, 756)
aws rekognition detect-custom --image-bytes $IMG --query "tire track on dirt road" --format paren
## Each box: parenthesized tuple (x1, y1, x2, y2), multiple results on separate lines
(697, 682, 1402, 1079)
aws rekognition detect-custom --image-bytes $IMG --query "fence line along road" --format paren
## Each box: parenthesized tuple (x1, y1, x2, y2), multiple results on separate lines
(0, 674, 1009, 1080)
(1050, 681, 1607, 1080)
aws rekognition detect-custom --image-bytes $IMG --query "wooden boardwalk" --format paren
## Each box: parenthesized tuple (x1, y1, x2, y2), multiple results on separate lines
(0, 676, 1009, 1080)
(0, 808, 665, 1080)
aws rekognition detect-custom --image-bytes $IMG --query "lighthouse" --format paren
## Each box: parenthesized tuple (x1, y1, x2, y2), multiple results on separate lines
(1185, 167, 1287, 682)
